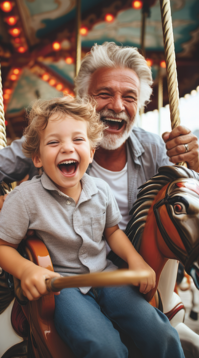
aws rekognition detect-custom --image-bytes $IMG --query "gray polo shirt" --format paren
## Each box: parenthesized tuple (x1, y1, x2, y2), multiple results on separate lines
(0, 173, 121, 293)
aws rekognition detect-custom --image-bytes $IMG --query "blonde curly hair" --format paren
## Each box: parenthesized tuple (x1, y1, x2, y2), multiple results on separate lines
(23, 96, 105, 158)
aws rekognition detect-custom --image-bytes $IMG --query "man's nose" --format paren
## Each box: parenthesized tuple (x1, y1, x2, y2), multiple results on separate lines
(107, 95, 125, 113)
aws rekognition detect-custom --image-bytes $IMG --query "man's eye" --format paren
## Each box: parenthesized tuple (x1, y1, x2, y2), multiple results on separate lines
(125, 96, 136, 102)
(97, 93, 111, 97)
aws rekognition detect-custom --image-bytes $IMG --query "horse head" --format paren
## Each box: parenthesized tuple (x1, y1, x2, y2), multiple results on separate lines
(126, 165, 199, 293)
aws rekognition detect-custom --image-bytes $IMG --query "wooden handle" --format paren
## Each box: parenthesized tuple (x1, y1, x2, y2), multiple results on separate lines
(45, 269, 150, 292)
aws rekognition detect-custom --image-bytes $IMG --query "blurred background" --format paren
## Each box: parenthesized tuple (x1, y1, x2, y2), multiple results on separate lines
(0, 0, 199, 143)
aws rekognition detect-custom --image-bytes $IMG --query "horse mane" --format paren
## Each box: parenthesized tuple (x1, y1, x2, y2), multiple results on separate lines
(125, 165, 199, 252)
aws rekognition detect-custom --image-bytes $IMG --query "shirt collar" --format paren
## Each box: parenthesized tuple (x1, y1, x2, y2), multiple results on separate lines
(41, 172, 98, 202)
(126, 129, 145, 165)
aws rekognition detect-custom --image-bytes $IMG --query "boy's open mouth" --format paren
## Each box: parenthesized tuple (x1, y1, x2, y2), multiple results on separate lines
(58, 160, 78, 176)
(101, 117, 126, 132)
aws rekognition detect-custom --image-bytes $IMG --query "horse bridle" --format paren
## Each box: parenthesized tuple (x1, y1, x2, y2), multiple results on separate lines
(153, 193, 199, 274)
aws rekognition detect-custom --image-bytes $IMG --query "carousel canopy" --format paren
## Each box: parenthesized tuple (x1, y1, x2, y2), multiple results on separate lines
(0, 0, 199, 139)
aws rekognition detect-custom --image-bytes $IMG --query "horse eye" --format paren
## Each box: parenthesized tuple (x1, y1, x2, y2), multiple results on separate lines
(173, 203, 186, 214)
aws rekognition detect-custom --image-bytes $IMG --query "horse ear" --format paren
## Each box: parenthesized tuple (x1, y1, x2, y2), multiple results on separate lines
(189, 265, 199, 289)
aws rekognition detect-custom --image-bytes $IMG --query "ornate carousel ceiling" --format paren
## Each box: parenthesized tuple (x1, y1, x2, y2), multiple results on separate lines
(0, 0, 199, 139)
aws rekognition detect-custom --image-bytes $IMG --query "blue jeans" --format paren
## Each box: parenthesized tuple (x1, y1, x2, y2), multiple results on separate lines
(54, 285, 185, 358)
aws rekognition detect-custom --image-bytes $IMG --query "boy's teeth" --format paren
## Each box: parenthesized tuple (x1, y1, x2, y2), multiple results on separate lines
(60, 160, 76, 165)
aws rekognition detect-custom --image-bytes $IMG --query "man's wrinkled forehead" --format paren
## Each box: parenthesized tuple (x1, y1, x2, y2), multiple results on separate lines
(88, 67, 140, 95)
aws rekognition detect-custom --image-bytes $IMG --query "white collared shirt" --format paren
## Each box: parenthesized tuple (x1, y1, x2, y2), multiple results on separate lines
(0, 172, 121, 293)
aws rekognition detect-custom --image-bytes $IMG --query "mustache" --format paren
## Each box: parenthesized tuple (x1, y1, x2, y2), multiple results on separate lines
(99, 109, 130, 122)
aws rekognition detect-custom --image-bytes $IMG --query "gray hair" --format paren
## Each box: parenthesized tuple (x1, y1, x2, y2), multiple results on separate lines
(75, 42, 153, 109)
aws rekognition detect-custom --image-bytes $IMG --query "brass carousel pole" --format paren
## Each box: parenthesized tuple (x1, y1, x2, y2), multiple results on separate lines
(139, 3, 149, 120)
(0, 65, 7, 150)
(160, 0, 186, 166)
(158, 66, 163, 135)
(0, 63, 11, 194)
(75, 0, 81, 78)
(140, 6, 148, 57)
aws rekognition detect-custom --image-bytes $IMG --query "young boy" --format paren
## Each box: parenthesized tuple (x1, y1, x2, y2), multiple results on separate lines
(0, 97, 184, 358)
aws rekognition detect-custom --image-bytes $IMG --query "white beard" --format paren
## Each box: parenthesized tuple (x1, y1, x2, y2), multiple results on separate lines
(99, 109, 135, 150)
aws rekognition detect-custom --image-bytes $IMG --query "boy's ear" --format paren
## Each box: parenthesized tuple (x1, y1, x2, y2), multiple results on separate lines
(89, 148, 95, 163)
(32, 154, 43, 168)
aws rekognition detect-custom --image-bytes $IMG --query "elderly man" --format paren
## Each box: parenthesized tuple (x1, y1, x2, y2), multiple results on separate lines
(0, 42, 199, 356)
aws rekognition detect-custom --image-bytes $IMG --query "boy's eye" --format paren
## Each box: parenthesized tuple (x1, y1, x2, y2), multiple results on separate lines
(47, 141, 59, 145)
(74, 138, 85, 142)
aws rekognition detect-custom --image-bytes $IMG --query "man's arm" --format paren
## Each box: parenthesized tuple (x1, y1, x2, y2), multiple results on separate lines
(0, 137, 37, 183)
(104, 225, 156, 294)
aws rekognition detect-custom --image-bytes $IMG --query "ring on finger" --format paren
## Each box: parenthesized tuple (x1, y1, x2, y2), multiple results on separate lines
(184, 144, 189, 153)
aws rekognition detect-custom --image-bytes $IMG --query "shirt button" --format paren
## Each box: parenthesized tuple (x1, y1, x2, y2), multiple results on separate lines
(66, 200, 71, 205)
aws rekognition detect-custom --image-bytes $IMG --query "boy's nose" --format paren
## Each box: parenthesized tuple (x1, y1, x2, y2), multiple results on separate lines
(60, 142, 74, 153)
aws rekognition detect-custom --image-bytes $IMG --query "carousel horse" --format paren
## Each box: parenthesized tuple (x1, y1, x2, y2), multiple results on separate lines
(0, 165, 199, 358)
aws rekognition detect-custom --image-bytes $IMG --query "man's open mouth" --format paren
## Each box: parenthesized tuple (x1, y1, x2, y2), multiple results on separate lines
(101, 117, 126, 131)
(58, 160, 78, 176)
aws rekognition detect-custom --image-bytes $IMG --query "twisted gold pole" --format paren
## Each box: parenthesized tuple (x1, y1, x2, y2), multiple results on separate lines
(0, 63, 12, 193)
(160, 0, 186, 167)
(160, 0, 180, 129)
(0, 64, 7, 149)
(75, 0, 81, 77)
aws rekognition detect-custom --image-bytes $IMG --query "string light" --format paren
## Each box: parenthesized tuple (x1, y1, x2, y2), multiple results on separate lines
(63, 88, 70, 95)
(56, 83, 63, 91)
(52, 42, 61, 51)
(42, 73, 49, 81)
(5, 88, 11, 94)
(9, 28, 21, 37)
(14, 38, 21, 43)
(80, 27, 88, 36)
(5, 16, 17, 26)
(17, 46, 26, 53)
(5, 120, 8, 126)
(105, 14, 114, 22)
(132, 1, 143, 10)
(160, 60, 166, 68)
(0, 1, 13, 12)
(10, 74, 17, 81)
(65, 57, 74, 64)
(49, 79, 56, 86)
(191, 90, 197, 96)
(3, 93, 10, 100)
(146, 59, 153, 67)
(184, 94, 190, 100)
(13, 68, 20, 75)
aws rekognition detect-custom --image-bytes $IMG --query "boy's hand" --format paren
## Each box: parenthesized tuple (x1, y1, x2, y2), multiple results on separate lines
(129, 260, 156, 294)
(20, 263, 60, 301)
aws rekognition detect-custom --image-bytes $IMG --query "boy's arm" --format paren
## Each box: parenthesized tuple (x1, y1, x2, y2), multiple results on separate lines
(104, 226, 156, 294)
(0, 239, 60, 300)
